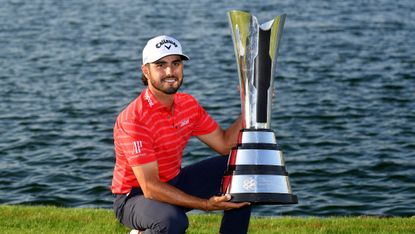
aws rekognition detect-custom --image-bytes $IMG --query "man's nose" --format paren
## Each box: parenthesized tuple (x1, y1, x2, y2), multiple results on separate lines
(165, 65, 174, 75)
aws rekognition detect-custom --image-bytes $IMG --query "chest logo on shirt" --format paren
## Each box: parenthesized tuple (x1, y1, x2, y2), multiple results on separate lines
(133, 141, 143, 154)
(179, 118, 189, 128)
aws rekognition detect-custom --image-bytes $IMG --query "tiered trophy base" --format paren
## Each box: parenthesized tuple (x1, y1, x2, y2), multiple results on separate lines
(222, 129, 298, 205)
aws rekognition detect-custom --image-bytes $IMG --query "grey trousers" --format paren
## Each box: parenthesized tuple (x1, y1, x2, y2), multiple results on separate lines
(113, 156, 251, 234)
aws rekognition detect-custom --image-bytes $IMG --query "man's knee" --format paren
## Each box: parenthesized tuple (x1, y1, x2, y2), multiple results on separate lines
(153, 207, 189, 233)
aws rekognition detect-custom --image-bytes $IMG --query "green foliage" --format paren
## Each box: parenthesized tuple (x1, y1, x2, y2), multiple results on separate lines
(1, 205, 414, 234)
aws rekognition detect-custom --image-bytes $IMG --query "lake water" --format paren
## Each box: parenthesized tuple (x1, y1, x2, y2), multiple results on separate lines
(1, 0, 414, 217)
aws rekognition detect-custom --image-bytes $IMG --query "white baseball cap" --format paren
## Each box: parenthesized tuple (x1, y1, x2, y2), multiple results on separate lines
(142, 35, 189, 64)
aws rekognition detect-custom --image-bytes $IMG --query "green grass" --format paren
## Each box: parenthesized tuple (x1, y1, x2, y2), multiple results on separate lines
(1, 205, 414, 234)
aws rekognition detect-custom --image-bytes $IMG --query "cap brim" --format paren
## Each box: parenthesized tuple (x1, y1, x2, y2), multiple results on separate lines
(179, 54, 190, 61)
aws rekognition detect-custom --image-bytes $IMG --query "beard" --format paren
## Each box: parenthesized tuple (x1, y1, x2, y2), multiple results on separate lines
(150, 75, 183, 95)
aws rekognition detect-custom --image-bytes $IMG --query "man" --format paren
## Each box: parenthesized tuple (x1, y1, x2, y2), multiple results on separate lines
(112, 35, 251, 234)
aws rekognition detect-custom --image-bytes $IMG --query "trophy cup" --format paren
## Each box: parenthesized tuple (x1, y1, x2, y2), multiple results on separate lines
(221, 10, 298, 204)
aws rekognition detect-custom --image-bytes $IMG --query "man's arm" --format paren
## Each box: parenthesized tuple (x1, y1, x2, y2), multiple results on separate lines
(197, 115, 243, 155)
(132, 161, 249, 211)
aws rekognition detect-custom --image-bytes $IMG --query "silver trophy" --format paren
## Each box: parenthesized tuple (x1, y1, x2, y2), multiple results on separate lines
(221, 10, 297, 204)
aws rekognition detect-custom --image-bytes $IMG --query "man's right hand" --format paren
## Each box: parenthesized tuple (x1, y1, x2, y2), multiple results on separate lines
(205, 194, 250, 211)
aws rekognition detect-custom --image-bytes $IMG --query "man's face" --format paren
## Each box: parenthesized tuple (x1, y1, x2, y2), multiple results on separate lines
(143, 55, 184, 95)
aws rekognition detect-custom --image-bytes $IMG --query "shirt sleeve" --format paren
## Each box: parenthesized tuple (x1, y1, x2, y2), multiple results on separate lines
(191, 100, 219, 136)
(115, 119, 157, 166)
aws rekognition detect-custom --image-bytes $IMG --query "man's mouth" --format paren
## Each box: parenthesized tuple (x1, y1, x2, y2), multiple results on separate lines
(162, 77, 177, 83)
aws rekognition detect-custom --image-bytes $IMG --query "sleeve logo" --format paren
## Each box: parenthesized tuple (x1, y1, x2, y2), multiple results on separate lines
(133, 141, 143, 154)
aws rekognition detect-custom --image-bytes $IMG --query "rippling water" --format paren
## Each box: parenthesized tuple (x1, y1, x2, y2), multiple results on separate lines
(1, 0, 414, 216)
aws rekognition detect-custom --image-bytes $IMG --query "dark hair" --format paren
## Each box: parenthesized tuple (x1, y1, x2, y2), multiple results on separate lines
(141, 63, 149, 86)
(141, 72, 148, 86)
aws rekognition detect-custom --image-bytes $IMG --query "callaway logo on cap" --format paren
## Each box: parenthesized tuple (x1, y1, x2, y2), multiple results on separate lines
(142, 35, 190, 64)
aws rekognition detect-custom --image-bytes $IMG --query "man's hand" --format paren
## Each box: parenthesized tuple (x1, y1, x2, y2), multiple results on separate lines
(205, 194, 250, 211)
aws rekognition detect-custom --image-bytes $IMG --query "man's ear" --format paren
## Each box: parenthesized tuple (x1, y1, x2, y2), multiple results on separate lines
(141, 64, 149, 78)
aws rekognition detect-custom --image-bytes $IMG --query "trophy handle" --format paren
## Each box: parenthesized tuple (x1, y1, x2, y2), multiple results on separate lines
(256, 28, 272, 123)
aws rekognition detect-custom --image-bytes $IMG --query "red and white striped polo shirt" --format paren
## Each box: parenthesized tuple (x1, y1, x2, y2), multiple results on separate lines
(111, 88, 218, 194)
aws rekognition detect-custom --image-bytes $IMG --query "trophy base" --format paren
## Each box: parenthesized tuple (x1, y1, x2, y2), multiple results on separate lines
(230, 193, 298, 204)
(221, 129, 298, 205)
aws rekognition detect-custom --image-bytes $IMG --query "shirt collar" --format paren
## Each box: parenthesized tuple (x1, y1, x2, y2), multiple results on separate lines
(142, 88, 182, 111)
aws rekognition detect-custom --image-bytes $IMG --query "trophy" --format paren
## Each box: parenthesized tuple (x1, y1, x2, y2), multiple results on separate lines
(221, 10, 298, 204)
